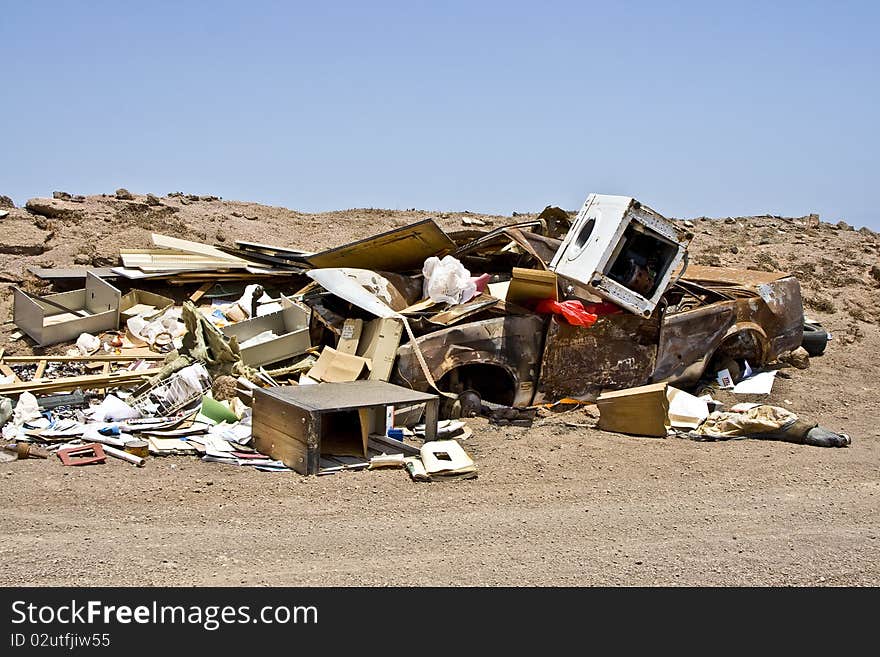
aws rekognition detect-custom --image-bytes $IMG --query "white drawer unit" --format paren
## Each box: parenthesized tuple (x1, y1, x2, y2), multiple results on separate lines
(549, 194, 691, 317)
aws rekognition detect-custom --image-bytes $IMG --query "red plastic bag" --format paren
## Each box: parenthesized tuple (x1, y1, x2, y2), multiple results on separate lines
(535, 299, 598, 327)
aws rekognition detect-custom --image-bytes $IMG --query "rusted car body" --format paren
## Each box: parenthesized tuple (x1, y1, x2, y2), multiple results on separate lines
(392, 266, 803, 406)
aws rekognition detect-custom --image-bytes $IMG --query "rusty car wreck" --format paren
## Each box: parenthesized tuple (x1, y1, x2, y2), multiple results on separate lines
(392, 265, 803, 408)
(299, 194, 805, 414)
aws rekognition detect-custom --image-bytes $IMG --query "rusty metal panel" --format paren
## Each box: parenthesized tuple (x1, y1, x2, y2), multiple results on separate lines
(653, 303, 737, 384)
(682, 265, 790, 287)
(533, 312, 660, 404)
(392, 315, 545, 406)
(654, 275, 804, 385)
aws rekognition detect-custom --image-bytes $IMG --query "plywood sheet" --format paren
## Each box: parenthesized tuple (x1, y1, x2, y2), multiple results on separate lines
(306, 219, 454, 271)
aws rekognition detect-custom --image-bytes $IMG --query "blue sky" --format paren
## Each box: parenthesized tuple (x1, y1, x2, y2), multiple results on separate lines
(1, 1, 878, 227)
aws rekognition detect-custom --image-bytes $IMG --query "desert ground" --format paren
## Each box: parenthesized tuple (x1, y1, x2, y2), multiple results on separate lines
(0, 191, 877, 586)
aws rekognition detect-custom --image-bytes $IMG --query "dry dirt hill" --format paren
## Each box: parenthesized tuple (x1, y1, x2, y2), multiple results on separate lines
(0, 190, 878, 586)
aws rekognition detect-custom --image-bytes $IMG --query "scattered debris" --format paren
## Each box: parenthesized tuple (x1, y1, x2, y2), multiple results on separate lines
(0, 190, 849, 501)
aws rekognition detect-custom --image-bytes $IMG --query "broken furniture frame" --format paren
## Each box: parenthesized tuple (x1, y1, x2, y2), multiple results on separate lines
(220, 298, 311, 367)
(13, 272, 122, 346)
(0, 354, 166, 395)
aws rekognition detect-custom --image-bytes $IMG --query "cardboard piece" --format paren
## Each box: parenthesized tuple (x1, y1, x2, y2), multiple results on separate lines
(356, 318, 403, 381)
(488, 281, 510, 300)
(716, 368, 735, 389)
(147, 436, 198, 455)
(309, 346, 372, 383)
(420, 440, 477, 480)
(399, 298, 441, 315)
(597, 382, 670, 437)
(666, 387, 709, 429)
(506, 268, 558, 309)
(306, 219, 455, 271)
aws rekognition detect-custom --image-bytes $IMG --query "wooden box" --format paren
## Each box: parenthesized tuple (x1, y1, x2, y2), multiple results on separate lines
(252, 381, 439, 475)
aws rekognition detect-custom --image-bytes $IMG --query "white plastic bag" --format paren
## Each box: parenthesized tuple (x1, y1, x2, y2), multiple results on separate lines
(422, 256, 477, 305)
(74, 333, 101, 356)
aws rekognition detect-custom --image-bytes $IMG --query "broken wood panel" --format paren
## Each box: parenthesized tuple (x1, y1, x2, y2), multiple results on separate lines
(151, 233, 249, 264)
(306, 218, 454, 271)
(367, 434, 420, 456)
(0, 355, 165, 363)
(33, 360, 47, 379)
(0, 362, 21, 383)
(0, 367, 163, 395)
(428, 295, 499, 326)
(28, 267, 120, 281)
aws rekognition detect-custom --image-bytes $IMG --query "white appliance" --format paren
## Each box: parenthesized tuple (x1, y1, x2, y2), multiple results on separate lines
(549, 194, 691, 317)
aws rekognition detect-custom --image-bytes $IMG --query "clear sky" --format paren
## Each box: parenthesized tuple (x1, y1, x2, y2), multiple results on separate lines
(1, 1, 878, 227)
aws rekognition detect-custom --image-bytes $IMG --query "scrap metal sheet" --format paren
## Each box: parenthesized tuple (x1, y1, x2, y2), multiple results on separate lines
(534, 312, 660, 403)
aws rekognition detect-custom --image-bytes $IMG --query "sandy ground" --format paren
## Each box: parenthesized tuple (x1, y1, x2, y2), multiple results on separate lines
(0, 191, 877, 586)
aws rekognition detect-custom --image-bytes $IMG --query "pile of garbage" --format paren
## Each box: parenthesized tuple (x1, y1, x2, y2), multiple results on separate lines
(0, 192, 849, 476)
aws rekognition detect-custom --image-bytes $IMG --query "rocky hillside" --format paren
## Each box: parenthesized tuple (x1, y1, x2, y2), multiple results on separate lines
(1, 190, 878, 354)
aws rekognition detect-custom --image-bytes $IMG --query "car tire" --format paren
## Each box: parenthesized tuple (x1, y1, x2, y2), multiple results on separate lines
(802, 322, 829, 356)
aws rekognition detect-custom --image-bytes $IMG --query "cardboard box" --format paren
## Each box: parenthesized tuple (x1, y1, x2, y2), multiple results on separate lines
(505, 267, 558, 309)
(596, 383, 710, 436)
(596, 382, 670, 437)
(309, 346, 371, 382)
(221, 299, 310, 367)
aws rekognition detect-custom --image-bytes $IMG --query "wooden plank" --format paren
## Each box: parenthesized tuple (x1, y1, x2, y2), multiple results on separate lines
(306, 218, 454, 271)
(99, 362, 111, 395)
(0, 355, 165, 363)
(28, 267, 119, 281)
(368, 434, 420, 456)
(0, 367, 162, 395)
(252, 419, 311, 475)
(0, 362, 22, 384)
(189, 282, 213, 303)
(33, 360, 47, 379)
(151, 233, 249, 264)
(335, 319, 364, 355)
(235, 240, 313, 259)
